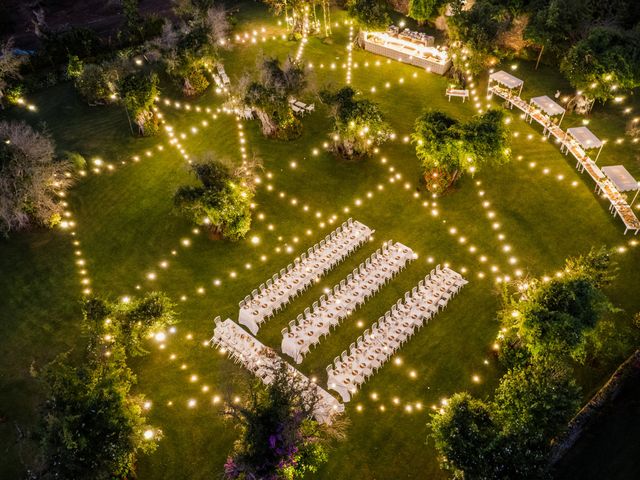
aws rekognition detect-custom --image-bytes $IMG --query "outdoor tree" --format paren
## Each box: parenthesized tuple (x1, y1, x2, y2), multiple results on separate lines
(579, 318, 634, 366)
(431, 363, 579, 479)
(165, 26, 216, 96)
(73, 59, 128, 105)
(121, 0, 143, 42)
(446, 0, 513, 73)
(242, 56, 307, 139)
(431, 389, 555, 480)
(31, 291, 173, 479)
(408, 0, 445, 25)
(412, 108, 510, 193)
(205, 3, 232, 46)
(346, 0, 390, 30)
(429, 247, 623, 480)
(160, 2, 230, 97)
(497, 249, 616, 364)
(120, 71, 160, 136)
(223, 360, 344, 479)
(81, 293, 177, 358)
(524, 0, 585, 68)
(319, 86, 392, 160)
(174, 155, 259, 240)
(563, 246, 617, 289)
(493, 359, 581, 440)
(430, 393, 503, 479)
(114, 293, 177, 356)
(34, 349, 158, 480)
(560, 27, 640, 103)
(262, 1, 332, 36)
(0, 121, 72, 237)
(84, 292, 177, 357)
(0, 38, 24, 109)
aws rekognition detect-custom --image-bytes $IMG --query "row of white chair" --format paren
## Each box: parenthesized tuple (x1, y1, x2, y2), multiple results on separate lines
(280, 241, 413, 346)
(326, 268, 467, 398)
(238, 218, 363, 309)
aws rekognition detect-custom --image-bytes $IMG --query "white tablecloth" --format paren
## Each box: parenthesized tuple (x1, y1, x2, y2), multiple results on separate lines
(239, 220, 373, 334)
(282, 242, 414, 363)
(328, 267, 467, 402)
(212, 318, 344, 423)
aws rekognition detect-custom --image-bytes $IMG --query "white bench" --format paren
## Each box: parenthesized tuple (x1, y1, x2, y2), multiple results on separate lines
(446, 88, 469, 102)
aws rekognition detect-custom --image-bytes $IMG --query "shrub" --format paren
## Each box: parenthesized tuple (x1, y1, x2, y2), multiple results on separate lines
(75, 63, 117, 105)
(42, 27, 102, 63)
(63, 151, 87, 172)
(67, 54, 84, 79)
(184, 66, 210, 96)
(4, 84, 24, 104)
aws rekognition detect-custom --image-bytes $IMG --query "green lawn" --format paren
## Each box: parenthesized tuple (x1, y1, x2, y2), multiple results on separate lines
(1, 3, 639, 479)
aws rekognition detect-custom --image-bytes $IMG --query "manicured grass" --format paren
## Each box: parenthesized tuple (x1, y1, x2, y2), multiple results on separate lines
(1, 3, 639, 478)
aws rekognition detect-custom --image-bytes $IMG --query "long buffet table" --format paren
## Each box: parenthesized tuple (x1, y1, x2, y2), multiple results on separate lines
(489, 85, 640, 235)
(360, 31, 451, 75)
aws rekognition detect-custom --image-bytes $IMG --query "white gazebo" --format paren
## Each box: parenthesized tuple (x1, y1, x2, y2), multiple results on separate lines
(487, 70, 524, 97)
(562, 126, 604, 162)
(527, 95, 566, 134)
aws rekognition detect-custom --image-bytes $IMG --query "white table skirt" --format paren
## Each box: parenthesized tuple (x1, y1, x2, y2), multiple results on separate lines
(238, 221, 373, 332)
(281, 244, 414, 363)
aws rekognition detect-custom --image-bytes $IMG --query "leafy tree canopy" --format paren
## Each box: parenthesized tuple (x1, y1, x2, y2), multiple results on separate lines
(346, 0, 390, 29)
(83, 292, 177, 357)
(36, 351, 157, 480)
(33, 292, 175, 479)
(412, 108, 510, 193)
(493, 359, 581, 440)
(320, 86, 392, 160)
(162, 1, 231, 96)
(430, 392, 503, 479)
(498, 247, 617, 364)
(242, 56, 307, 139)
(446, 0, 516, 72)
(560, 27, 640, 102)
(430, 362, 579, 479)
(224, 361, 342, 480)
(408, 0, 446, 23)
(525, 0, 586, 56)
(120, 71, 160, 136)
(430, 248, 626, 480)
(174, 155, 258, 240)
(120, 72, 159, 114)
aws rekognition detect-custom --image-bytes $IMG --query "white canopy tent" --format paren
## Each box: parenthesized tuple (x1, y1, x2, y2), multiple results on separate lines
(528, 95, 566, 127)
(564, 126, 605, 162)
(601, 165, 639, 192)
(488, 70, 524, 96)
